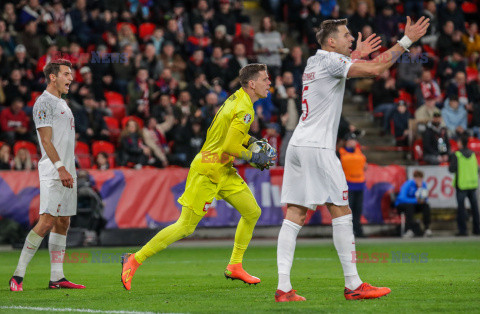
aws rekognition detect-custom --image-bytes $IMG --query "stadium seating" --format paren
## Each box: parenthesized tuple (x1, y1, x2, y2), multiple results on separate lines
(13, 141, 37, 156)
(75, 141, 91, 169)
(104, 116, 121, 142)
(466, 67, 478, 83)
(138, 23, 156, 39)
(27, 91, 43, 107)
(92, 140, 116, 168)
(116, 22, 137, 34)
(104, 91, 125, 106)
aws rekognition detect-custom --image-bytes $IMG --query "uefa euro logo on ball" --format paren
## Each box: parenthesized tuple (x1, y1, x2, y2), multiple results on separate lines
(415, 188, 429, 201)
(247, 140, 277, 169)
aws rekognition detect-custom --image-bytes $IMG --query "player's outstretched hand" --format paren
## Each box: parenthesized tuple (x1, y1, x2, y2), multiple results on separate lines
(58, 167, 74, 188)
(404, 16, 430, 43)
(354, 32, 382, 59)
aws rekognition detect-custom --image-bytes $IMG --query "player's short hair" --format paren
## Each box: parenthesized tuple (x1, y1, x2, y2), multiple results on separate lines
(316, 19, 348, 47)
(459, 133, 469, 148)
(43, 59, 72, 84)
(239, 64, 267, 87)
(413, 170, 424, 178)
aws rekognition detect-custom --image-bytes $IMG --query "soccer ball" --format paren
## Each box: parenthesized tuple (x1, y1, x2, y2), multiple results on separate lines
(415, 188, 429, 200)
(247, 140, 277, 169)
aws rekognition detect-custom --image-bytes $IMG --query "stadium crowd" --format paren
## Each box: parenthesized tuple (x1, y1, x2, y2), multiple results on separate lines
(0, 0, 479, 170)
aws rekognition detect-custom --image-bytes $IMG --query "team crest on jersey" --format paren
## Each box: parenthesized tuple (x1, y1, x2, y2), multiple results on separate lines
(343, 190, 348, 200)
(37, 110, 47, 120)
(243, 113, 252, 124)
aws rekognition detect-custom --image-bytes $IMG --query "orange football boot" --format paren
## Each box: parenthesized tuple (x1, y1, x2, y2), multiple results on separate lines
(344, 282, 391, 300)
(121, 253, 141, 290)
(275, 289, 306, 302)
(224, 263, 260, 285)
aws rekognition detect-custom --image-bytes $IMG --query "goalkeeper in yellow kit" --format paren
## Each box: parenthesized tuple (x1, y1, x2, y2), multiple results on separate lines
(121, 64, 276, 290)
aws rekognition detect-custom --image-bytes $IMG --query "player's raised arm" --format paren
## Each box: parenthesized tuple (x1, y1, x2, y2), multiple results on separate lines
(347, 16, 430, 78)
(37, 126, 73, 188)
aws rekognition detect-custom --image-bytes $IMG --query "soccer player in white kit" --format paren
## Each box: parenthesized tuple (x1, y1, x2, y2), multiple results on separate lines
(275, 17, 430, 302)
(9, 59, 86, 291)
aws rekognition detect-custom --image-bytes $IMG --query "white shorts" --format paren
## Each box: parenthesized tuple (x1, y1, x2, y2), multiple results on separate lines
(39, 179, 77, 216)
(281, 145, 349, 209)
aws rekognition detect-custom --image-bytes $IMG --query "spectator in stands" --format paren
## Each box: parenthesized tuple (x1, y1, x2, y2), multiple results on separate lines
(139, 43, 164, 81)
(201, 92, 220, 128)
(415, 96, 441, 124)
(94, 152, 110, 170)
(281, 46, 306, 92)
(68, 0, 92, 47)
(0, 98, 30, 146)
(112, 44, 136, 95)
(187, 72, 210, 108)
(449, 133, 480, 236)
(76, 66, 105, 103)
(439, 0, 466, 32)
(190, 0, 214, 33)
(129, 68, 157, 119)
(467, 72, 480, 138)
(0, 143, 12, 170)
(279, 85, 301, 165)
(371, 70, 398, 133)
(169, 1, 192, 37)
(164, 17, 186, 51)
(41, 22, 69, 52)
(254, 16, 284, 79)
(73, 94, 110, 144)
(211, 78, 228, 103)
(9, 45, 35, 82)
(438, 50, 467, 88)
(304, 1, 324, 51)
(168, 113, 192, 167)
(143, 116, 173, 168)
(149, 28, 164, 54)
(187, 23, 213, 57)
(159, 41, 186, 82)
(347, 1, 374, 38)
(186, 49, 207, 81)
(213, 0, 237, 36)
(0, 20, 16, 57)
(212, 25, 232, 56)
(442, 95, 467, 139)
(13, 147, 34, 171)
(391, 100, 411, 147)
(415, 69, 442, 107)
(46, 0, 73, 35)
(227, 43, 249, 90)
(462, 22, 480, 67)
(155, 68, 179, 99)
(339, 132, 367, 237)
(4, 69, 30, 105)
(396, 44, 423, 95)
(437, 21, 455, 59)
(395, 170, 432, 238)
(118, 119, 154, 168)
(206, 46, 228, 83)
(232, 23, 255, 62)
(375, 5, 400, 45)
(422, 112, 450, 165)
(176, 90, 195, 118)
(447, 71, 470, 107)
(188, 118, 204, 164)
(17, 20, 43, 61)
(264, 122, 281, 166)
(421, 1, 439, 48)
(118, 23, 139, 53)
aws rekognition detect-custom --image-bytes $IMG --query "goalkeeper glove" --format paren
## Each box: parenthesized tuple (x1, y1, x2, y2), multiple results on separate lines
(250, 152, 276, 171)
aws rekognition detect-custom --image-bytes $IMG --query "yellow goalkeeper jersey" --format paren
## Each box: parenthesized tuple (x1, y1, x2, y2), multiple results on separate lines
(190, 88, 254, 183)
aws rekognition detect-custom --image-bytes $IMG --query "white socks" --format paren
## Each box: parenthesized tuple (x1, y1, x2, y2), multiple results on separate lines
(13, 230, 44, 278)
(277, 219, 302, 292)
(49, 232, 67, 281)
(332, 214, 362, 290)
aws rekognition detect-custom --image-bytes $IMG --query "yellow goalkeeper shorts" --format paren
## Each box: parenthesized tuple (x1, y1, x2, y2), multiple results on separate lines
(178, 167, 248, 216)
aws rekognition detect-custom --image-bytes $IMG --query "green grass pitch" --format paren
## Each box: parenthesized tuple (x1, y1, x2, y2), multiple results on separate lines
(1, 238, 479, 313)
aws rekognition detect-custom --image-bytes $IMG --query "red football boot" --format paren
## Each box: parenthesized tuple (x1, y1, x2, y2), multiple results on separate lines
(224, 263, 260, 285)
(121, 253, 141, 290)
(275, 289, 306, 302)
(49, 278, 86, 289)
(9, 276, 23, 292)
(344, 282, 391, 300)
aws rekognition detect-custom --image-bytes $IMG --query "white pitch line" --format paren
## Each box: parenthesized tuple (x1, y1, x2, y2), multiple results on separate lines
(0, 306, 159, 314)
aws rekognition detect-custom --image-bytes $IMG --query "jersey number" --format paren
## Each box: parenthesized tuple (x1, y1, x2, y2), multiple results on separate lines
(301, 86, 309, 121)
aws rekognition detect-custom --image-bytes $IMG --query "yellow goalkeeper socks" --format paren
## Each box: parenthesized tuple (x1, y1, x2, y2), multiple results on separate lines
(225, 189, 261, 265)
(135, 207, 202, 264)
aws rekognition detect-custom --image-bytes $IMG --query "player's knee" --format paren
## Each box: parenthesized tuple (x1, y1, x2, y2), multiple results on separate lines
(243, 205, 261, 223)
(181, 224, 196, 237)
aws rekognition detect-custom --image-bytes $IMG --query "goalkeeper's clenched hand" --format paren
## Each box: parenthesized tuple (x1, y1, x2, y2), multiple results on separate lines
(250, 151, 276, 171)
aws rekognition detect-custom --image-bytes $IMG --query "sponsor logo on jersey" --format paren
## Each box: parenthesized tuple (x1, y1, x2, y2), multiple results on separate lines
(243, 113, 252, 124)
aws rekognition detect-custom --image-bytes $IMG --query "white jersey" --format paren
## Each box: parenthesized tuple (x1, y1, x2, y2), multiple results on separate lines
(33, 90, 76, 181)
(289, 50, 352, 150)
